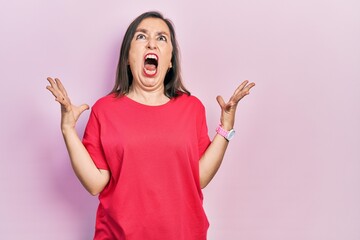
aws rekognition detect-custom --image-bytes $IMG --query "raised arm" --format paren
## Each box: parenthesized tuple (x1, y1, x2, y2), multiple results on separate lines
(46, 77, 110, 195)
(199, 80, 255, 188)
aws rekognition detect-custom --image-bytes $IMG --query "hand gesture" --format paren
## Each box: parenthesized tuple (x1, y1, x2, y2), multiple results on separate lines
(46, 77, 89, 131)
(216, 80, 255, 130)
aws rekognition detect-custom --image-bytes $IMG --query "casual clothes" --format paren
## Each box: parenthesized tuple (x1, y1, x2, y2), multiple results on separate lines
(83, 93, 211, 240)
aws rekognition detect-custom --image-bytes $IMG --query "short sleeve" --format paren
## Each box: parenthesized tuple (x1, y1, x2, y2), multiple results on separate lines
(82, 109, 109, 170)
(197, 103, 211, 157)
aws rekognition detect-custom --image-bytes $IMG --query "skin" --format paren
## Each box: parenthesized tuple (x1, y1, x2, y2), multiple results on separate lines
(46, 77, 109, 195)
(127, 17, 173, 105)
(200, 80, 255, 188)
(46, 17, 255, 194)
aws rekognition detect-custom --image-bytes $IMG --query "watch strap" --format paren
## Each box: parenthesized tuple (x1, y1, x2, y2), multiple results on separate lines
(216, 125, 235, 141)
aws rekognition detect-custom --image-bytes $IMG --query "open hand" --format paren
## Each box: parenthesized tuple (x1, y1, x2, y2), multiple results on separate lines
(216, 80, 255, 129)
(46, 77, 89, 130)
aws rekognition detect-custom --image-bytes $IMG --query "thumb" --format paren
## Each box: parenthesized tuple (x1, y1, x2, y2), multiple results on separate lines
(79, 104, 90, 114)
(216, 95, 226, 109)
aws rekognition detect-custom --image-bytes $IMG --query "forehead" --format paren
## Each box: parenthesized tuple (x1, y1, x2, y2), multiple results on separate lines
(136, 17, 171, 35)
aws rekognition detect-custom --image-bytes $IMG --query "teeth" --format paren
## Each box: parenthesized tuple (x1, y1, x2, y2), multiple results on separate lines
(145, 54, 158, 60)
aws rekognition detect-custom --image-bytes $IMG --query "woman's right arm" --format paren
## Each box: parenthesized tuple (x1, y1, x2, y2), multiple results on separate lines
(46, 77, 110, 195)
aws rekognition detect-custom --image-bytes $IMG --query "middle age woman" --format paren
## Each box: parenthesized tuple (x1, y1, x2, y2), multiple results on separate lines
(46, 11, 255, 240)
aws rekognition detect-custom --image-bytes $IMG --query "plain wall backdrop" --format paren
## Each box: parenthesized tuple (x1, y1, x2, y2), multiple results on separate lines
(1, 0, 359, 239)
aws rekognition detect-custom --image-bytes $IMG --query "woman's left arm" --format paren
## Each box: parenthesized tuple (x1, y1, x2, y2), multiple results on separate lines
(199, 80, 255, 188)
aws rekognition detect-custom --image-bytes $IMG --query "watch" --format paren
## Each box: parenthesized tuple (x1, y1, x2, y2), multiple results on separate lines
(216, 125, 236, 141)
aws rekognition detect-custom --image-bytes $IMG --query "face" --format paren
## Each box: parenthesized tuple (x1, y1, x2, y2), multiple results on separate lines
(128, 17, 173, 92)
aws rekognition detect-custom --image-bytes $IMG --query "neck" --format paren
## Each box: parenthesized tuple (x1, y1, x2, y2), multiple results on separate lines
(127, 86, 169, 106)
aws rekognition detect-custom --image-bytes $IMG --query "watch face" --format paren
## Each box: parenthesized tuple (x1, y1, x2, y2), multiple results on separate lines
(227, 130, 235, 140)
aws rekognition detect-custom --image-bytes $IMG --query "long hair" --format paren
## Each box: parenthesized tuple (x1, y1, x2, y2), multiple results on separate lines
(111, 11, 190, 98)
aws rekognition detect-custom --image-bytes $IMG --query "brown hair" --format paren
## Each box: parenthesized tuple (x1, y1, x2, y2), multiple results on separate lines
(111, 11, 190, 98)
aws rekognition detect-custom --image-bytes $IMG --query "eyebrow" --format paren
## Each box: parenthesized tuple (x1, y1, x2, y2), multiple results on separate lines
(135, 28, 170, 37)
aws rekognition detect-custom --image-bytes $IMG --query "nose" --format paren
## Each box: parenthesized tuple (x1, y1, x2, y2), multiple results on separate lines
(147, 38, 157, 50)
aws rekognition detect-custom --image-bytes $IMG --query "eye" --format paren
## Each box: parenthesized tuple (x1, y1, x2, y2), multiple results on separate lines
(158, 35, 167, 42)
(135, 34, 146, 40)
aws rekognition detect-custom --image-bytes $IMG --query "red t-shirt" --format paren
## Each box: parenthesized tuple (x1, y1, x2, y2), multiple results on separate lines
(83, 93, 211, 239)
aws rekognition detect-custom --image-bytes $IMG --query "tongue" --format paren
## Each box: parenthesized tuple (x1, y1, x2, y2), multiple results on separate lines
(144, 64, 156, 71)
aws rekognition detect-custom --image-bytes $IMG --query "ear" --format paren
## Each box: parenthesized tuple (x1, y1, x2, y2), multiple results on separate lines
(169, 62, 172, 68)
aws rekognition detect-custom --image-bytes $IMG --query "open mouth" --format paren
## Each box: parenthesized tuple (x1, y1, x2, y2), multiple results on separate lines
(143, 53, 158, 77)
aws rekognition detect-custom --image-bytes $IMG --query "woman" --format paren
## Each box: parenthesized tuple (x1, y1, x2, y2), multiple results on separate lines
(46, 11, 254, 240)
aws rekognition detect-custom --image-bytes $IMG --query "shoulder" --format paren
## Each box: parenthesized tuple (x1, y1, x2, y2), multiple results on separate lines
(174, 93, 204, 109)
(91, 93, 123, 112)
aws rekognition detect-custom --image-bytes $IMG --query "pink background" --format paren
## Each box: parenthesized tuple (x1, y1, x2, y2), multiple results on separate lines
(1, 0, 359, 239)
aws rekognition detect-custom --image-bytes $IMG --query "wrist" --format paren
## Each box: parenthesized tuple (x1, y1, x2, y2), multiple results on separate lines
(61, 125, 76, 135)
(216, 124, 235, 141)
(222, 125, 233, 131)
(220, 122, 234, 131)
